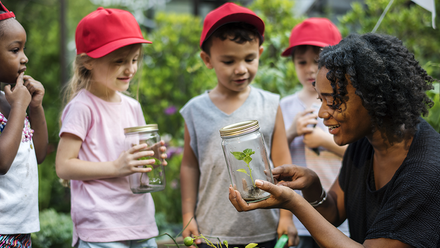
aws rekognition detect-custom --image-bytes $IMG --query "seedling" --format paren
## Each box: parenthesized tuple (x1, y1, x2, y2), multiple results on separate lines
(231, 148, 256, 187)
(138, 156, 162, 187)
(142, 217, 259, 248)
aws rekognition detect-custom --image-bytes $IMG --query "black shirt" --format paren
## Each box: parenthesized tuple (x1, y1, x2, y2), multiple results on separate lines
(339, 119, 440, 247)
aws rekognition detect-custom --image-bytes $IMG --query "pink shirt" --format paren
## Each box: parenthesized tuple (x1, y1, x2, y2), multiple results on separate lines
(60, 90, 158, 246)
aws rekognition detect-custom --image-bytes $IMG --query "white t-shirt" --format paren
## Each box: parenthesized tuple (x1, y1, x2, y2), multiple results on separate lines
(59, 90, 158, 246)
(0, 97, 39, 234)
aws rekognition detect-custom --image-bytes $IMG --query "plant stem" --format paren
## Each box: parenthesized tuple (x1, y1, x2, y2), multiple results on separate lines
(245, 162, 255, 187)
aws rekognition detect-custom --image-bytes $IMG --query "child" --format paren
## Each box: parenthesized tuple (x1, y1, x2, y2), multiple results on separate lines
(0, 2, 48, 247)
(180, 2, 296, 248)
(279, 18, 349, 247)
(55, 7, 167, 248)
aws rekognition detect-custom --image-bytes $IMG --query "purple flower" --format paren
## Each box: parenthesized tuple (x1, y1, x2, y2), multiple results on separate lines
(164, 106, 177, 115)
(166, 146, 183, 159)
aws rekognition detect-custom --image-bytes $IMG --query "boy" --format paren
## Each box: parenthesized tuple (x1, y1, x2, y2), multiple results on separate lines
(279, 18, 349, 248)
(180, 2, 297, 248)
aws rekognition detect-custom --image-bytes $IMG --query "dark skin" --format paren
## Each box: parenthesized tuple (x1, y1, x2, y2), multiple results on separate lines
(229, 68, 413, 248)
(0, 19, 48, 174)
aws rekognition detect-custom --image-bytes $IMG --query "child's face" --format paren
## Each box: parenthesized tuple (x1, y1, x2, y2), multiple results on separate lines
(293, 46, 320, 94)
(0, 19, 28, 84)
(88, 44, 141, 93)
(201, 36, 263, 93)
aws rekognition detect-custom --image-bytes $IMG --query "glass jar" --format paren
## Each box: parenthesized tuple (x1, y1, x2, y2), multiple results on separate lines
(219, 120, 274, 202)
(124, 124, 165, 194)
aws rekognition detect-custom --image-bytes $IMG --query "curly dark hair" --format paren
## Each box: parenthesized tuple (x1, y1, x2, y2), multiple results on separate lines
(318, 33, 434, 141)
(201, 22, 262, 55)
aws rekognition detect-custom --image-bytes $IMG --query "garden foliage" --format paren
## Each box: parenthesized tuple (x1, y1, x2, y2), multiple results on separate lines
(3, 0, 440, 246)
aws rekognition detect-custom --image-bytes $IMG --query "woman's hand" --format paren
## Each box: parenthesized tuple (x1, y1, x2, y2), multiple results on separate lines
(272, 164, 319, 191)
(229, 180, 299, 212)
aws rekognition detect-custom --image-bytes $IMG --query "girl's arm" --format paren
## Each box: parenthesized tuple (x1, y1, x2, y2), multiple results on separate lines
(55, 133, 164, 180)
(0, 73, 32, 174)
(270, 105, 299, 247)
(24, 76, 48, 164)
(180, 123, 202, 246)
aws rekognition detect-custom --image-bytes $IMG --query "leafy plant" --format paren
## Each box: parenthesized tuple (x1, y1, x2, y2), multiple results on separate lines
(146, 218, 259, 248)
(31, 209, 72, 248)
(231, 148, 256, 187)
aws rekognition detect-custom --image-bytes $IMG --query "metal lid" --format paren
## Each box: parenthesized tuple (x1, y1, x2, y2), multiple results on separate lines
(124, 124, 158, 134)
(219, 120, 259, 138)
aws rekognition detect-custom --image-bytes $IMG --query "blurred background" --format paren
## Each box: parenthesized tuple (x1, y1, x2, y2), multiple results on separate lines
(4, 0, 439, 247)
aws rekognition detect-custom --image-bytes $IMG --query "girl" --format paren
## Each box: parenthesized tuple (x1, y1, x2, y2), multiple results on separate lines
(55, 7, 167, 248)
(230, 33, 440, 247)
(0, 2, 48, 247)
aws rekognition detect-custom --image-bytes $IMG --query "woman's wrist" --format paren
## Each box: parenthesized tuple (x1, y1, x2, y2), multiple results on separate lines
(308, 187, 327, 207)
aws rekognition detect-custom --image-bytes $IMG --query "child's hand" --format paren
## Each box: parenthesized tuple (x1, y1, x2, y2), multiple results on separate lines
(158, 140, 168, 166)
(113, 143, 158, 177)
(303, 127, 326, 148)
(4, 72, 31, 110)
(23, 75, 45, 109)
(295, 109, 318, 136)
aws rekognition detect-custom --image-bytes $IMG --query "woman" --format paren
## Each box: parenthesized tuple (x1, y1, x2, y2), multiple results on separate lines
(229, 33, 440, 247)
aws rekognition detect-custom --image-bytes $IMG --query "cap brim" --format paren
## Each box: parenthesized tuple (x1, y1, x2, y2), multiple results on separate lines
(87, 38, 152, 58)
(281, 41, 331, 57)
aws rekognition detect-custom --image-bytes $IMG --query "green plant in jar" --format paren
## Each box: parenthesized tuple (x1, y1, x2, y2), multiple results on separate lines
(230, 148, 256, 187)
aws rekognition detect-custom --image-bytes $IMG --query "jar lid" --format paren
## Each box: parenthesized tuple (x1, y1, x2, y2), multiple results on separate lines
(124, 124, 158, 134)
(219, 120, 259, 137)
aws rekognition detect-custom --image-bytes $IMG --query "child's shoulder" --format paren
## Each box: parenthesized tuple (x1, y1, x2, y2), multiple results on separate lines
(250, 86, 280, 103)
(181, 91, 209, 109)
(280, 92, 299, 104)
(119, 92, 141, 106)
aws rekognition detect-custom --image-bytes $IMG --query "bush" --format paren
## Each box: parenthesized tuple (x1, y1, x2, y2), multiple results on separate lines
(31, 209, 73, 248)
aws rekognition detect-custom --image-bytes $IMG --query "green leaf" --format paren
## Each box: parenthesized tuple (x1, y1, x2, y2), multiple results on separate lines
(243, 156, 252, 165)
(245, 243, 258, 248)
(243, 149, 255, 156)
(231, 152, 245, 160)
(236, 169, 249, 174)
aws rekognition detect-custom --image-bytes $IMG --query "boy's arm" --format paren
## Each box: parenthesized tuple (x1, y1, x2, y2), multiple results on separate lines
(24, 75, 48, 164)
(303, 128, 347, 157)
(271, 105, 299, 246)
(180, 123, 202, 245)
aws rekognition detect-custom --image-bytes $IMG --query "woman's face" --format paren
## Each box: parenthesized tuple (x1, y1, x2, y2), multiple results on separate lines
(315, 67, 372, 146)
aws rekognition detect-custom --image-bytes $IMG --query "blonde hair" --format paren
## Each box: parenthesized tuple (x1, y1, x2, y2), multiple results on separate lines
(62, 54, 93, 106)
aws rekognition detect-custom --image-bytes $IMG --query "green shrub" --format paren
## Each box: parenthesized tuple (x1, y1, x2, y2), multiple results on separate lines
(31, 209, 73, 248)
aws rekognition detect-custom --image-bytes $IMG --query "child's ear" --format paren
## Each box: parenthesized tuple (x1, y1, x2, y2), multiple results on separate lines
(259, 46, 264, 57)
(200, 51, 213, 69)
(81, 54, 94, 70)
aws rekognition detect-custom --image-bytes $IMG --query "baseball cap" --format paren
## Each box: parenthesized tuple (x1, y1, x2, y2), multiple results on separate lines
(0, 1, 15, 21)
(75, 7, 152, 58)
(200, 2, 265, 48)
(281, 18, 341, 57)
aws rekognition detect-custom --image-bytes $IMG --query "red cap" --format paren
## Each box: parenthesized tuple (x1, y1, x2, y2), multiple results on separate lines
(0, 1, 15, 21)
(75, 7, 152, 58)
(281, 18, 341, 57)
(200, 2, 264, 48)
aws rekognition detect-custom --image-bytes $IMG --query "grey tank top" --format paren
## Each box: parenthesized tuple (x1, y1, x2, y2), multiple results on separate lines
(180, 86, 280, 244)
